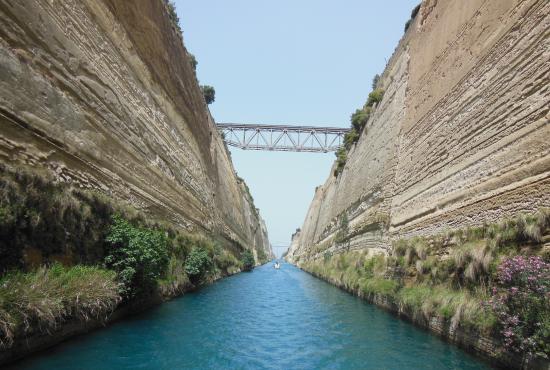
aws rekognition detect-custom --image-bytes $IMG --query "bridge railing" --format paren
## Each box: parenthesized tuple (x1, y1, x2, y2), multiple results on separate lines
(216, 123, 349, 153)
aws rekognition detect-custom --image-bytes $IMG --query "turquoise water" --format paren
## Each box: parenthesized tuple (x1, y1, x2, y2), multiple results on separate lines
(11, 262, 492, 370)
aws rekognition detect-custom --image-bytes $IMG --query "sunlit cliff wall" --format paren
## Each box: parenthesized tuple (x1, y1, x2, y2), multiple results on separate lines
(288, 0, 549, 262)
(0, 0, 272, 259)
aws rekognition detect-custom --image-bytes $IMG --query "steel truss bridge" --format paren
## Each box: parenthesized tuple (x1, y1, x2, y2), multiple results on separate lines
(216, 123, 350, 153)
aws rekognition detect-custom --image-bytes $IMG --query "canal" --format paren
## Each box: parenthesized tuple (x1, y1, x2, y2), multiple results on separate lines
(11, 262, 492, 369)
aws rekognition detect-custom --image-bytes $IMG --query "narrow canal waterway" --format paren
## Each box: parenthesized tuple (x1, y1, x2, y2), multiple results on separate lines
(12, 262, 492, 370)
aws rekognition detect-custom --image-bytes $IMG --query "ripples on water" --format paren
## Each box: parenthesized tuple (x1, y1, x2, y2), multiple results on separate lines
(11, 262, 492, 370)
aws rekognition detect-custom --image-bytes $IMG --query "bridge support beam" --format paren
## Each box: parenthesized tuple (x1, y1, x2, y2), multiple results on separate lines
(216, 123, 349, 153)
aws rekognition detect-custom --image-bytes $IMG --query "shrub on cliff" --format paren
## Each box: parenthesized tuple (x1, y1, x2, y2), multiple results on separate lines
(489, 256, 550, 358)
(0, 264, 120, 349)
(334, 86, 384, 178)
(188, 53, 198, 71)
(256, 248, 268, 264)
(241, 250, 255, 271)
(366, 89, 384, 107)
(184, 246, 213, 280)
(404, 3, 421, 32)
(343, 129, 360, 150)
(201, 85, 216, 104)
(350, 109, 370, 132)
(105, 215, 169, 298)
(333, 147, 347, 177)
(411, 3, 421, 19)
(165, 1, 182, 35)
(214, 249, 241, 274)
(372, 74, 380, 90)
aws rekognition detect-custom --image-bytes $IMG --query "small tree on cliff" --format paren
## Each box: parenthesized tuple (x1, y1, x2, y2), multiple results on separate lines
(188, 53, 198, 71)
(165, 1, 182, 35)
(372, 74, 380, 90)
(200, 85, 215, 104)
(241, 250, 255, 272)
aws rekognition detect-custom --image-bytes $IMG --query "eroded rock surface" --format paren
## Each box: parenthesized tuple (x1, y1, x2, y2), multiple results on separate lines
(0, 0, 272, 258)
(287, 0, 549, 263)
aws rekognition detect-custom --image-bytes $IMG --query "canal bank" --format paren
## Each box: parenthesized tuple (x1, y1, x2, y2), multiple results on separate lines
(293, 261, 549, 370)
(0, 264, 241, 366)
(9, 262, 494, 370)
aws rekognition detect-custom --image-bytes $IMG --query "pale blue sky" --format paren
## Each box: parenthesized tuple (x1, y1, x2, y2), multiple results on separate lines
(175, 1, 418, 247)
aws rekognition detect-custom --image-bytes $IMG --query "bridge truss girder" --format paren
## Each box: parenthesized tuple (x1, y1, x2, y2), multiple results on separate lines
(216, 123, 349, 153)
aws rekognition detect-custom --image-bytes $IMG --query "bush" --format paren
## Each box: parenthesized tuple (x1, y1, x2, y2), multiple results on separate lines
(188, 53, 198, 71)
(241, 250, 255, 271)
(372, 74, 380, 90)
(184, 246, 212, 280)
(361, 277, 400, 297)
(256, 248, 268, 264)
(0, 264, 120, 349)
(335, 88, 383, 176)
(214, 248, 241, 273)
(165, 0, 182, 35)
(104, 215, 169, 298)
(333, 147, 347, 177)
(411, 3, 421, 19)
(489, 256, 549, 358)
(404, 3, 421, 32)
(343, 129, 359, 150)
(158, 255, 190, 296)
(366, 89, 384, 107)
(350, 109, 370, 132)
(200, 85, 216, 104)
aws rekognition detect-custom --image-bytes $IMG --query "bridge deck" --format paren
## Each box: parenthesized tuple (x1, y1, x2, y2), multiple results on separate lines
(216, 123, 349, 153)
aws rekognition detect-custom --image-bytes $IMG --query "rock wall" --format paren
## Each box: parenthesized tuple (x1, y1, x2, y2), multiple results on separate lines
(287, 0, 549, 263)
(0, 0, 272, 258)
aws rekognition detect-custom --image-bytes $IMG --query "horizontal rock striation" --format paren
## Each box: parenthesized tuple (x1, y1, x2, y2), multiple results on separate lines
(0, 0, 272, 259)
(287, 0, 549, 263)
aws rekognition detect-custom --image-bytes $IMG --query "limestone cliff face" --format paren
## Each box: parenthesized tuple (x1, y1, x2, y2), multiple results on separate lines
(287, 0, 549, 262)
(0, 0, 272, 258)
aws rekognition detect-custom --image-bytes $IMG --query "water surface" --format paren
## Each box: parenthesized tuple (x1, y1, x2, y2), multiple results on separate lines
(12, 262, 492, 369)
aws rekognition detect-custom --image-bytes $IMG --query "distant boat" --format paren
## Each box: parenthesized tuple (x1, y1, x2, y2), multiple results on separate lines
(274, 261, 280, 269)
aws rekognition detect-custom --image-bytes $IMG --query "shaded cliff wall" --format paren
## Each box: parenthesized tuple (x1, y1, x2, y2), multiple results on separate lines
(0, 0, 272, 258)
(288, 0, 549, 262)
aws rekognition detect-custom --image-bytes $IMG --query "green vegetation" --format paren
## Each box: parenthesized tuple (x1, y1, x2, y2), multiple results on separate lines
(333, 147, 348, 177)
(201, 85, 216, 104)
(256, 247, 268, 264)
(104, 215, 169, 298)
(334, 213, 350, 244)
(214, 247, 242, 275)
(301, 209, 550, 358)
(184, 246, 213, 281)
(372, 74, 380, 90)
(0, 264, 120, 349)
(343, 129, 360, 151)
(333, 79, 384, 177)
(0, 165, 255, 348)
(165, 0, 182, 35)
(241, 250, 255, 271)
(0, 164, 116, 272)
(188, 53, 198, 71)
(404, 3, 421, 32)
(366, 89, 384, 107)
(490, 255, 549, 357)
(236, 175, 260, 218)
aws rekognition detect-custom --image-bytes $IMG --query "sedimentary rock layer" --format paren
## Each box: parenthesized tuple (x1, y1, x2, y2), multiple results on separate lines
(0, 0, 272, 258)
(288, 0, 549, 262)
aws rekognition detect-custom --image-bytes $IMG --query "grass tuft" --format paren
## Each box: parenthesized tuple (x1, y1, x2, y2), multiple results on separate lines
(0, 264, 120, 349)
